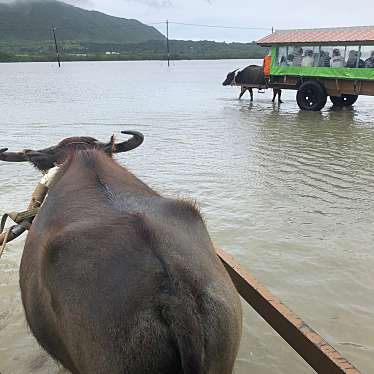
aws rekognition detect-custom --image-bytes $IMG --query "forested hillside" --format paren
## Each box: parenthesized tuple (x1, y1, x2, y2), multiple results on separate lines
(0, 0, 164, 43)
(0, 0, 268, 62)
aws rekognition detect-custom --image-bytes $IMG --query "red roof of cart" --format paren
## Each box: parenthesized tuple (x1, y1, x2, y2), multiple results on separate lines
(257, 26, 374, 46)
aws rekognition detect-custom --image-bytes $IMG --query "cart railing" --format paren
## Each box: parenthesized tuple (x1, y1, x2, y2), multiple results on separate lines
(215, 246, 362, 374)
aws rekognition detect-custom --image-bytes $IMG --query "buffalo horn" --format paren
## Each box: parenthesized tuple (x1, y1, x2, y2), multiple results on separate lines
(113, 131, 144, 153)
(0, 148, 28, 162)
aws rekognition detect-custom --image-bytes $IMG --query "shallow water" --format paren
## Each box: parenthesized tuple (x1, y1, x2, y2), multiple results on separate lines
(0, 59, 373, 373)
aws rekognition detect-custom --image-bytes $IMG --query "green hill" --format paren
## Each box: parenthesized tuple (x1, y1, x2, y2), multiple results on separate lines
(0, 0, 268, 62)
(0, 0, 164, 44)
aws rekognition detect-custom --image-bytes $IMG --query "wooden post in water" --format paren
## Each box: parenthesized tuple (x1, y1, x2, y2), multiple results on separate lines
(52, 25, 61, 68)
(166, 20, 170, 67)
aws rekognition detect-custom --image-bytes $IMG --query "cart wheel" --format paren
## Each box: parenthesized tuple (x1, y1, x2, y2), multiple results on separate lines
(330, 94, 358, 107)
(296, 81, 327, 111)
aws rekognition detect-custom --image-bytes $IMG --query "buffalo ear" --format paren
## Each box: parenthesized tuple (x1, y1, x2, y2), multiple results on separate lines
(24, 150, 57, 172)
(103, 135, 115, 156)
(109, 135, 115, 153)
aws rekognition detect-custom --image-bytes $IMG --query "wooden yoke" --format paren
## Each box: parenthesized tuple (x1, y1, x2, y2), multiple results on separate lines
(0, 182, 48, 248)
(0, 165, 60, 251)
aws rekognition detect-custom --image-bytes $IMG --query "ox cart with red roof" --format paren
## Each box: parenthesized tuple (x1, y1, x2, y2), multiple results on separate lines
(258, 25, 374, 110)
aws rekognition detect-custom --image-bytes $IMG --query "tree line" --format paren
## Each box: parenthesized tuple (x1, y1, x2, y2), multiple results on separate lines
(0, 39, 268, 62)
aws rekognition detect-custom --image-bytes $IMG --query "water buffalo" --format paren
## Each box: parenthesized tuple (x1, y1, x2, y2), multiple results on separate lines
(222, 65, 282, 103)
(0, 132, 242, 374)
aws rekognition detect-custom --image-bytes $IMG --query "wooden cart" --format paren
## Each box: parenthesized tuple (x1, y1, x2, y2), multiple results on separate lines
(257, 25, 374, 110)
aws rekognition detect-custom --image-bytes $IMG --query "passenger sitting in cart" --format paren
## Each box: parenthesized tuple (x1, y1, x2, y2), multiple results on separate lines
(279, 56, 288, 66)
(287, 53, 294, 65)
(346, 50, 364, 68)
(292, 47, 303, 66)
(330, 48, 345, 67)
(301, 49, 314, 67)
(319, 51, 331, 67)
(364, 51, 374, 68)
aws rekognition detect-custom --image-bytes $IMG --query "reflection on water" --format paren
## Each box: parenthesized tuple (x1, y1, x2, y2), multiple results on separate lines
(0, 60, 373, 374)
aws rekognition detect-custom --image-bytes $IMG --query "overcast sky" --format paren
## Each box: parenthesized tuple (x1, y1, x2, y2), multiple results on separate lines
(4, 0, 374, 42)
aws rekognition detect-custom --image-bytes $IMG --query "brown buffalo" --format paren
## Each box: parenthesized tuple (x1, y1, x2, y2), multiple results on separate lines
(0, 131, 242, 374)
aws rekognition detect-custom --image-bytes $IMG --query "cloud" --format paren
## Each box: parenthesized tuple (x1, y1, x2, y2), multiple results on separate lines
(0, 0, 95, 7)
(65, 0, 94, 6)
(121, 0, 172, 9)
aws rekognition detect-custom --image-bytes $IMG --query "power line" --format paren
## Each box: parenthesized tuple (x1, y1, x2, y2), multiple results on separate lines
(145, 20, 272, 67)
(169, 21, 272, 31)
(148, 20, 272, 31)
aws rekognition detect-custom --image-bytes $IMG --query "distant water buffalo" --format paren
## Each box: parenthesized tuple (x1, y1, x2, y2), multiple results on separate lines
(223, 65, 282, 103)
(0, 132, 242, 374)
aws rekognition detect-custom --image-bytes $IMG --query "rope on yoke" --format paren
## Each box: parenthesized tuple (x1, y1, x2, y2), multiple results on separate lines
(0, 208, 39, 234)
(0, 227, 11, 259)
(0, 178, 50, 258)
(0, 208, 39, 259)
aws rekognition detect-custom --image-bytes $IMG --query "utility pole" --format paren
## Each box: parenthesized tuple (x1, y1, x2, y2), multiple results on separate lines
(52, 25, 61, 68)
(166, 20, 170, 67)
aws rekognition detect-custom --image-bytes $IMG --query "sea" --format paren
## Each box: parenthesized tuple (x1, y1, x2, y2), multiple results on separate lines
(0, 59, 373, 373)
